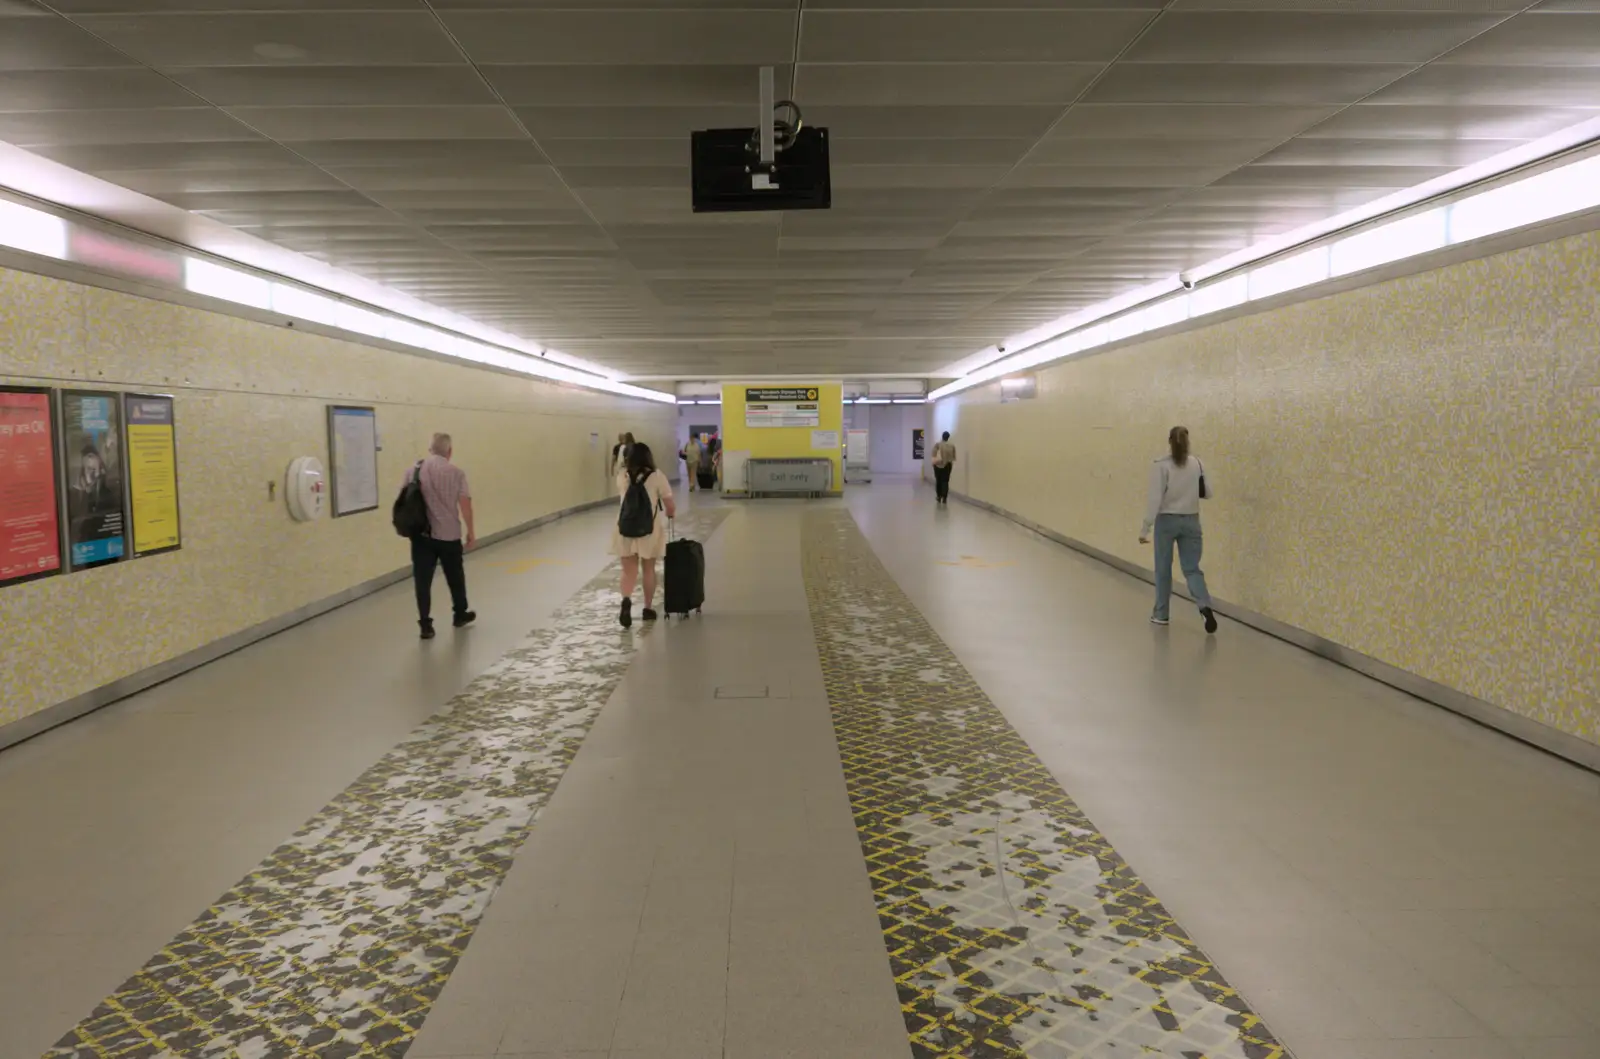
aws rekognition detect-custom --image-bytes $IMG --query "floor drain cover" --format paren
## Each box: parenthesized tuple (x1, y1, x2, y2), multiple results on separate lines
(715, 685, 769, 699)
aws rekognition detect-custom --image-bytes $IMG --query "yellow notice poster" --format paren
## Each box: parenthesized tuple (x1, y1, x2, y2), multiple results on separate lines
(124, 394, 181, 556)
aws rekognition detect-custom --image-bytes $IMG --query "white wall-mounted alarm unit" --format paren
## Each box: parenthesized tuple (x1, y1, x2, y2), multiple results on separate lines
(285, 455, 328, 522)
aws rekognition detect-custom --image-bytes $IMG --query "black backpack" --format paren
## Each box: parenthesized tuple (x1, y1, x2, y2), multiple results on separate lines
(618, 472, 656, 539)
(392, 461, 430, 538)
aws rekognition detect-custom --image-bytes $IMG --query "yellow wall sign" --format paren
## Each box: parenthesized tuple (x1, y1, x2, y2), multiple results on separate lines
(722, 383, 845, 492)
(124, 394, 181, 556)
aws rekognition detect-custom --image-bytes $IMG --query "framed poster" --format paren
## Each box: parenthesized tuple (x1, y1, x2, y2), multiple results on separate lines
(327, 405, 380, 517)
(912, 428, 925, 461)
(745, 387, 821, 428)
(0, 386, 63, 586)
(124, 393, 182, 557)
(61, 390, 128, 569)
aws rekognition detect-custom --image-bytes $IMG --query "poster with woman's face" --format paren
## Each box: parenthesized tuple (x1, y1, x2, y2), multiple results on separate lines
(62, 391, 126, 567)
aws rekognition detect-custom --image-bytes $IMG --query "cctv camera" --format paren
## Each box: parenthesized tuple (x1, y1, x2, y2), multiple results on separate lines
(1179, 274, 1196, 291)
(997, 344, 1007, 354)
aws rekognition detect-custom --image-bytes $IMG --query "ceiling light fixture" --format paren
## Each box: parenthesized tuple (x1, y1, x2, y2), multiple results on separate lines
(0, 198, 67, 259)
(931, 118, 1600, 403)
(0, 150, 640, 395)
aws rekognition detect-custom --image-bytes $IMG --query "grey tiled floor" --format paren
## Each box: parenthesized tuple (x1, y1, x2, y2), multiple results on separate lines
(406, 501, 907, 1059)
(2, 481, 1598, 1058)
(851, 476, 1600, 1059)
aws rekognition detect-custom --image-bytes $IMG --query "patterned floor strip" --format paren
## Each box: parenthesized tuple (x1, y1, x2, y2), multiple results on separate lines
(801, 509, 1291, 1059)
(43, 510, 727, 1059)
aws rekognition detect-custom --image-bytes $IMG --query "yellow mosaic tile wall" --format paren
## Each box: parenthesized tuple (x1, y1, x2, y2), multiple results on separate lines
(934, 227, 1600, 748)
(0, 266, 675, 730)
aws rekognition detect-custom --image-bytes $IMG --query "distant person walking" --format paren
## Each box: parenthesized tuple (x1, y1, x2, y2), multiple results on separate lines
(614, 432, 640, 497)
(610, 432, 634, 482)
(613, 442, 676, 627)
(681, 435, 703, 492)
(930, 432, 957, 504)
(1139, 426, 1217, 634)
(406, 432, 476, 640)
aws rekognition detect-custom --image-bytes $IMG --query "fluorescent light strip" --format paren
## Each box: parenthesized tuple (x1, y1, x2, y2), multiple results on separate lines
(0, 192, 655, 402)
(0, 198, 67, 259)
(184, 258, 270, 310)
(1187, 114, 1600, 287)
(168, 254, 671, 404)
(931, 135, 1600, 403)
(1247, 246, 1330, 301)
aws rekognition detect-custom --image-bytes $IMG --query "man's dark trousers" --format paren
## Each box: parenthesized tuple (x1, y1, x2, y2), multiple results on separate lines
(411, 536, 469, 624)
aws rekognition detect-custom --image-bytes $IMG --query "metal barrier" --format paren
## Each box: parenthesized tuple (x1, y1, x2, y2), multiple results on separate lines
(744, 458, 834, 498)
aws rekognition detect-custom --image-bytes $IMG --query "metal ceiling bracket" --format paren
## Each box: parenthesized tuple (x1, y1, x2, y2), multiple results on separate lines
(758, 66, 776, 168)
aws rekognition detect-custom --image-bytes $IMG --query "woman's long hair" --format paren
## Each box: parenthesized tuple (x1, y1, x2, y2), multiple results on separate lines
(1168, 426, 1191, 467)
(626, 441, 657, 481)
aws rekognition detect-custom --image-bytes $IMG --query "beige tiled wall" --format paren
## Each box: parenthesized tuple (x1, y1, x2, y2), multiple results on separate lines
(0, 266, 675, 729)
(934, 227, 1600, 748)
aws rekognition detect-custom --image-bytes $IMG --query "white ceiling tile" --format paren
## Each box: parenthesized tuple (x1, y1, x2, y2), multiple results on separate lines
(1047, 103, 1337, 139)
(1299, 102, 1597, 139)
(0, 16, 139, 69)
(1436, 11, 1600, 64)
(796, 63, 1102, 105)
(226, 105, 527, 140)
(72, 12, 461, 66)
(1125, 12, 1504, 63)
(1366, 64, 1600, 105)
(1025, 137, 1282, 166)
(0, 107, 254, 144)
(442, 10, 796, 64)
(0, 68, 199, 110)
(1086, 62, 1417, 103)
(168, 66, 496, 107)
(1252, 136, 1524, 166)
(482, 64, 786, 106)
(52, 0, 421, 9)
(800, 10, 1155, 62)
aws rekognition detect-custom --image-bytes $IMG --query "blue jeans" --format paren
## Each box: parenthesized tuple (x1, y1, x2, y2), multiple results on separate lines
(1152, 513, 1212, 621)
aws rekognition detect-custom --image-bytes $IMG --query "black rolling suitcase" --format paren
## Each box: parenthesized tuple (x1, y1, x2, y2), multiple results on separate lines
(697, 468, 717, 490)
(663, 522, 705, 617)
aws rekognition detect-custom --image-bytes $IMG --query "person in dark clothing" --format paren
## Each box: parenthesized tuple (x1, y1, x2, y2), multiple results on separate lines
(407, 432, 477, 640)
(931, 432, 957, 504)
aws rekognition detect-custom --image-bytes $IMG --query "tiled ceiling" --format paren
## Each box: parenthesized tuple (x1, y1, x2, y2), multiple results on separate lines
(2, 0, 1598, 378)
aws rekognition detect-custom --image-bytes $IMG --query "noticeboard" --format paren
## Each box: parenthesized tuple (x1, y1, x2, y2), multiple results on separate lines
(912, 428, 925, 461)
(61, 390, 128, 569)
(0, 386, 63, 586)
(124, 393, 182, 557)
(745, 386, 821, 429)
(328, 405, 380, 517)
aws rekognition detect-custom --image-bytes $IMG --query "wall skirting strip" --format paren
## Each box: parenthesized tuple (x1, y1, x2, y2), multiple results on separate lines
(949, 489, 1600, 775)
(0, 497, 614, 754)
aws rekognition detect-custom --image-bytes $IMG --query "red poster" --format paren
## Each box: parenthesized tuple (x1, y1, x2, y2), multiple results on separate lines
(0, 388, 62, 584)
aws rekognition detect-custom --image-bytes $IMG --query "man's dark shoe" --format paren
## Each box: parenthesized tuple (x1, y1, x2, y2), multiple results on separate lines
(453, 610, 477, 629)
(419, 621, 436, 640)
